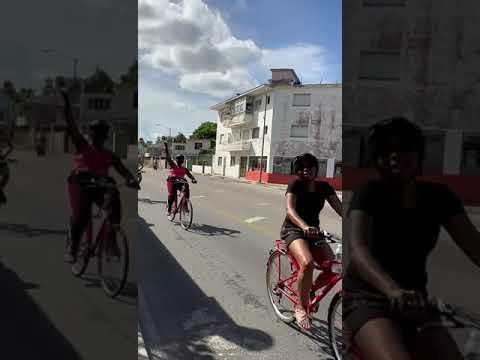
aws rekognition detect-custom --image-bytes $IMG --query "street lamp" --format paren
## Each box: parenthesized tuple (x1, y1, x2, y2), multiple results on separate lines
(41, 49, 79, 80)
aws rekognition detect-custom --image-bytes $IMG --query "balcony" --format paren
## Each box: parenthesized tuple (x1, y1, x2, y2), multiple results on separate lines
(217, 140, 251, 152)
(223, 112, 253, 128)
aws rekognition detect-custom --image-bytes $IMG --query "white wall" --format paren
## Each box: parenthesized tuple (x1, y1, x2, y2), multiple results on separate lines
(270, 85, 342, 172)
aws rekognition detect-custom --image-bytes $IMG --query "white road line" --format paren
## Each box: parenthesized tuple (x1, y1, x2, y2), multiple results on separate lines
(191, 195, 206, 199)
(244, 216, 267, 223)
(257, 202, 269, 206)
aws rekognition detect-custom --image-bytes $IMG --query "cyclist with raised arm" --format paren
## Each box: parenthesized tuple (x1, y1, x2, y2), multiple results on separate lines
(60, 90, 139, 264)
(344, 117, 480, 359)
(280, 153, 343, 330)
(0, 139, 13, 203)
(163, 141, 197, 217)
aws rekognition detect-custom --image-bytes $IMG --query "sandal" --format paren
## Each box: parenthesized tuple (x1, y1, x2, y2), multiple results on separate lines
(295, 307, 312, 331)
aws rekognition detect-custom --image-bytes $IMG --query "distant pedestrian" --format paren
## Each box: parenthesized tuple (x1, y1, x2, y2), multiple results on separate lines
(0, 140, 13, 203)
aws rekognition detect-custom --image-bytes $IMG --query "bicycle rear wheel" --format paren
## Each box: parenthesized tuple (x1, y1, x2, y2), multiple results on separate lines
(68, 224, 92, 277)
(98, 225, 129, 298)
(179, 199, 193, 230)
(328, 292, 345, 360)
(266, 250, 297, 323)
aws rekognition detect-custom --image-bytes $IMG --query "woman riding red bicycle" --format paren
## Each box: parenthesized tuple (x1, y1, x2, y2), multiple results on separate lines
(344, 117, 480, 359)
(163, 141, 197, 217)
(60, 90, 139, 264)
(280, 153, 343, 330)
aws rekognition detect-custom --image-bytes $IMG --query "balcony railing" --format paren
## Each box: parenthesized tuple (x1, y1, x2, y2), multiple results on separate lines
(223, 112, 253, 127)
(217, 140, 251, 152)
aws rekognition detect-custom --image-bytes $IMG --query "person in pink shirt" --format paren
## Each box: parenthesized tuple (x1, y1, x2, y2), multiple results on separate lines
(163, 141, 197, 216)
(61, 90, 138, 264)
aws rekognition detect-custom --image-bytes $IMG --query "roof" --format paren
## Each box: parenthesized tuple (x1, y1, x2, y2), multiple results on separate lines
(209, 83, 342, 111)
(209, 84, 270, 110)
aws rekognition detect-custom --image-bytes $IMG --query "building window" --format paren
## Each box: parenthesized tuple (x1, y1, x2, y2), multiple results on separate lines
(88, 98, 111, 110)
(461, 134, 480, 175)
(231, 156, 236, 167)
(248, 156, 267, 172)
(228, 133, 233, 144)
(220, 134, 225, 144)
(273, 156, 295, 175)
(293, 94, 311, 106)
(291, 124, 308, 138)
(264, 126, 268, 135)
(252, 127, 260, 139)
(175, 145, 185, 151)
(194, 142, 203, 150)
(359, 51, 401, 81)
(254, 99, 262, 111)
(218, 157, 223, 166)
(242, 129, 250, 140)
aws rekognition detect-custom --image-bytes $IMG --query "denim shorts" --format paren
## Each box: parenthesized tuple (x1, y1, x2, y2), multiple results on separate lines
(343, 288, 440, 340)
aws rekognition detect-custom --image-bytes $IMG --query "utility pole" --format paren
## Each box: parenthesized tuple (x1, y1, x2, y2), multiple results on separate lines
(259, 91, 269, 183)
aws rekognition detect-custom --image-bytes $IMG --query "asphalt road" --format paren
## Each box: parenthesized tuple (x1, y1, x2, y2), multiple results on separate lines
(0, 151, 138, 360)
(138, 169, 342, 360)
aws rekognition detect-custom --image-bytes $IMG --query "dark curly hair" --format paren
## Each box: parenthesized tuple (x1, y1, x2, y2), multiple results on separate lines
(293, 153, 319, 176)
(367, 116, 425, 167)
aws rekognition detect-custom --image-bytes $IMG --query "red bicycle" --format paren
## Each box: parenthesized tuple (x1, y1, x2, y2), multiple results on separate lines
(66, 175, 133, 298)
(266, 230, 344, 359)
(166, 177, 194, 230)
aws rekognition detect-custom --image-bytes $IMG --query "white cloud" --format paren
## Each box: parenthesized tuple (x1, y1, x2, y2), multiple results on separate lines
(138, 0, 336, 137)
(261, 44, 329, 84)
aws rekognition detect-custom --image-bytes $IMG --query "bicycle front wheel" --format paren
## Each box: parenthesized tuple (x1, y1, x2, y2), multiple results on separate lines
(266, 250, 296, 323)
(179, 199, 193, 229)
(328, 292, 345, 360)
(98, 226, 129, 298)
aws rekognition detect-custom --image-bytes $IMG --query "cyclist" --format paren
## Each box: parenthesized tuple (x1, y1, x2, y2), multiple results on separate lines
(163, 141, 197, 216)
(0, 139, 13, 203)
(280, 153, 343, 330)
(60, 91, 139, 264)
(344, 117, 480, 359)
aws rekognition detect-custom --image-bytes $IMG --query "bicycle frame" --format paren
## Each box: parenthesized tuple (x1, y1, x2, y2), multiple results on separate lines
(170, 180, 189, 217)
(271, 240, 342, 312)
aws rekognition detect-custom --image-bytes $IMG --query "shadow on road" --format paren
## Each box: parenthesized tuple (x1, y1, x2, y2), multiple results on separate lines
(188, 223, 241, 237)
(0, 261, 82, 359)
(286, 317, 335, 356)
(137, 217, 274, 359)
(0, 222, 67, 237)
(138, 198, 166, 205)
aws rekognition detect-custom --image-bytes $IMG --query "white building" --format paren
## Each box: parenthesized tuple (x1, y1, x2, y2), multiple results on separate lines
(211, 69, 341, 180)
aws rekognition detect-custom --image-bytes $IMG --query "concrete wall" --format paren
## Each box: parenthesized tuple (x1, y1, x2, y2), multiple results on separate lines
(270, 85, 342, 171)
(344, 0, 480, 174)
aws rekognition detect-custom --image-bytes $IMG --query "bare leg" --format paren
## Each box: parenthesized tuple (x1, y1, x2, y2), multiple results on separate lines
(288, 238, 314, 330)
(354, 318, 411, 360)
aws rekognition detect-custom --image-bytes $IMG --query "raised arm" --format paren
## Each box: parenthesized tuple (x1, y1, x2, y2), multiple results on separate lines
(60, 91, 87, 150)
(163, 142, 176, 168)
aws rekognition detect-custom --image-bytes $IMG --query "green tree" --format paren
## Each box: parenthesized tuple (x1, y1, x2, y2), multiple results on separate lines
(174, 132, 187, 143)
(85, 67, 115, 93)
(190, 121, 217, 140)
(120, 60, 138, 85)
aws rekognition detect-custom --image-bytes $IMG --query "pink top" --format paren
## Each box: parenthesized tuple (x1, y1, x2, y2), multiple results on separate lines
(168, 165, 187, 178)
(73, 144, 113, 176)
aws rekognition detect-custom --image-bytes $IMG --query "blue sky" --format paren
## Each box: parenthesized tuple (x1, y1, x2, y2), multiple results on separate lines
(139, 0, 341, 141)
